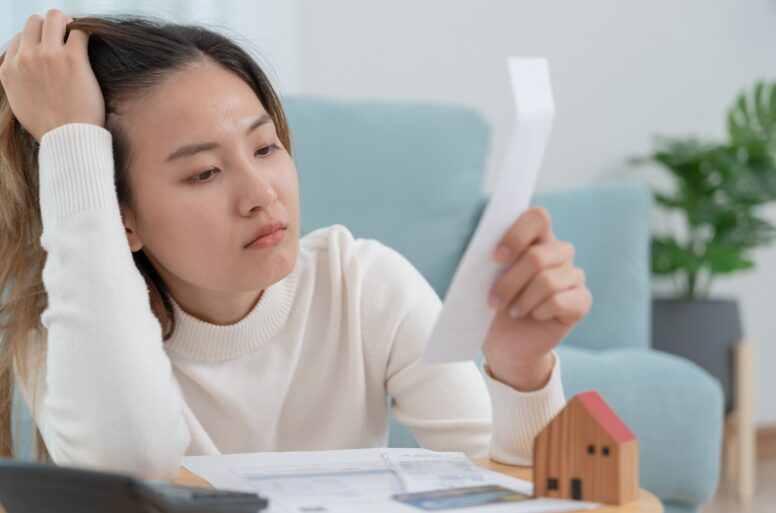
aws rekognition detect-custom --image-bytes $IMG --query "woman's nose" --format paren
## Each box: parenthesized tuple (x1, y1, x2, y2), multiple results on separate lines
(234, 158, 278, 215)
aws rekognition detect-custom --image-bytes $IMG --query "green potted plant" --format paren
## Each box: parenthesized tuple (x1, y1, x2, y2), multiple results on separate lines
(633, 80, 776, 412)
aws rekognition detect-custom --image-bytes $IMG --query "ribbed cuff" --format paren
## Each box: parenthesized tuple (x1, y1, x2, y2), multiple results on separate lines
(38, 123, 118, 227)
(482, 351, 566, 466)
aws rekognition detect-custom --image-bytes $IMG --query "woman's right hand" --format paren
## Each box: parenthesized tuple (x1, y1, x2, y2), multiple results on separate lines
(0, 9, 105, 143)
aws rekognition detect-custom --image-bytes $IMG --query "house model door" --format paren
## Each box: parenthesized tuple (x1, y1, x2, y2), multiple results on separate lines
(571, 478, 582, 500)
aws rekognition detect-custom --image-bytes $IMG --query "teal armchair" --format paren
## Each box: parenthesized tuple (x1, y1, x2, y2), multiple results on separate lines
(12, 96, 724, 513)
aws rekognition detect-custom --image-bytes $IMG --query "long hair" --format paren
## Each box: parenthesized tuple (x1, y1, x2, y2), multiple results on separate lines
(0, 15, 292, 462)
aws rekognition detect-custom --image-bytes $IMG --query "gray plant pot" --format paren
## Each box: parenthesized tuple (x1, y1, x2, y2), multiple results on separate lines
(651, 297, 742, 413)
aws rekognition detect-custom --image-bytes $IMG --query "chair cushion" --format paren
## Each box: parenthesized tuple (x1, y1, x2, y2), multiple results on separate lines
(557, 345, 723, 506)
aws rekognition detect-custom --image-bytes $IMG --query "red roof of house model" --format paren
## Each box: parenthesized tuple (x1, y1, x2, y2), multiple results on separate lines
(576, 391, 636, 444)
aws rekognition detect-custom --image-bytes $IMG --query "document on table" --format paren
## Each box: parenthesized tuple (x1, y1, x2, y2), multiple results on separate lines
(181, 448, 599, 513)
(421, 57, 555, 364)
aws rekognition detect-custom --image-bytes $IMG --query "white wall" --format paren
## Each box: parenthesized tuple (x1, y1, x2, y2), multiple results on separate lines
(295, 0, 776, 425)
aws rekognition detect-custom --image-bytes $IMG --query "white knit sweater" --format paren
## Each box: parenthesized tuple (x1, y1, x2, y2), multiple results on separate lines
(14, 123, 566, 481)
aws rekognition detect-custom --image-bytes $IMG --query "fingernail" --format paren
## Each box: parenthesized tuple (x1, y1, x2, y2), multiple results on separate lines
(493, 245, 511, 262)
(509, 306, 521, 318)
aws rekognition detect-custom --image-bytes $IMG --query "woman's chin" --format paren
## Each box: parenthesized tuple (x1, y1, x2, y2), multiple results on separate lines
(239, 243, 297, 287)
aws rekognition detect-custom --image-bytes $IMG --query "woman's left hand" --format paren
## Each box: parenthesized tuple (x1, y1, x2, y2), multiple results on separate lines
(481, 206, 592, 392)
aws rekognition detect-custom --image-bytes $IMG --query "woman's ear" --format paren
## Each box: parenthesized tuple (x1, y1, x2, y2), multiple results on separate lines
(120, 208, 144, 252)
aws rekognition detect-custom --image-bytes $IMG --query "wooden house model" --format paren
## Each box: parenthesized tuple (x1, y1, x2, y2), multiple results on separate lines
(533, 390, 639, 504)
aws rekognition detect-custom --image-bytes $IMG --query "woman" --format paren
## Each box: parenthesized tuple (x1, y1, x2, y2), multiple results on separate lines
(0, 10, 592, 480)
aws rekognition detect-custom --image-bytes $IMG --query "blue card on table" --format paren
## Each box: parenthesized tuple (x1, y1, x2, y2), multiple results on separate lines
(392, 484, 531, 510)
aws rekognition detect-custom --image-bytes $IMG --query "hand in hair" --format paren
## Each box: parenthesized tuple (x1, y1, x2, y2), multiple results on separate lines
(0, 9, 105, 143)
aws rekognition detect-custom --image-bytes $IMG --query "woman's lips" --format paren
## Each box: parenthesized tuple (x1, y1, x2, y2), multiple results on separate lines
(244, 220, 286, 248)
(244, 226, 286, 249)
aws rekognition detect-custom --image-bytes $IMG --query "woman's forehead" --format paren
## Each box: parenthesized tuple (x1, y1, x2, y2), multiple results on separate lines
(120, 62, 270, 148)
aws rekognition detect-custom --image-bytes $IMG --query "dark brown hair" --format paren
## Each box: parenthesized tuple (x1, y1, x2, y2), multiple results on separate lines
(0, 14, 292, 462)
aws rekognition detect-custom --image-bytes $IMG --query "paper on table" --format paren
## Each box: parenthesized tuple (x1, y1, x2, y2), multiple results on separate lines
(421, 57, 555, 364)
(381, 449, 489, 493)
(181, 448, 600, 513)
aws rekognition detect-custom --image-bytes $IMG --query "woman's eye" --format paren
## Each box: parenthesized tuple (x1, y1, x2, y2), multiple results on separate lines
(189, 168, 218, 184)
(256, 143, 280, 157)
(187, 145, 279, 184)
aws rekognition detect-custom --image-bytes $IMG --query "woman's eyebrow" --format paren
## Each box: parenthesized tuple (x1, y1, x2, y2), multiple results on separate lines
(164, 113, 272, 162)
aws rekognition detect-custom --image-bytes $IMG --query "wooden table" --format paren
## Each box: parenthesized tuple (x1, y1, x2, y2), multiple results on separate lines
(175, 459, 663, 513)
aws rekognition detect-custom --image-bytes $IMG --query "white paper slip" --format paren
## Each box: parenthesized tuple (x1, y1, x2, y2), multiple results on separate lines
(381, 450, 489, 493)
(421, 57, 555, 364)
(181, 448, 600, 513)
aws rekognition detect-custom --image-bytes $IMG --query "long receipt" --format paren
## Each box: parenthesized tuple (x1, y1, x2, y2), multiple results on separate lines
(422, 57, 555, 364)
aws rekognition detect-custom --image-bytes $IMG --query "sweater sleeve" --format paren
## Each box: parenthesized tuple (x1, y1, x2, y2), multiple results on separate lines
(25, 123, 191, 479)
(358, 238, 565, 464)
(481, 353, 565, 465)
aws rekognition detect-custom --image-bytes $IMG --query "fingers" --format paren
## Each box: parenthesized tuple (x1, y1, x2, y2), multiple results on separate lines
(19, 14, 44, 53)
(1, 33, 22, 64)
(506, 265, 585, 318)
(64, 25, 89, 54)
(488, 239, 575, 309)
(492, 206, 554, 264)
(531, 287, 593, 324)
(41, 9, 68, 50)
(0, 10, 102, 141)
(3, 10, 69, 68)
(9, 10, 71, 57)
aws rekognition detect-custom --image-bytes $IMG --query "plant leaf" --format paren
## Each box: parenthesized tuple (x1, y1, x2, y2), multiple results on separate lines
(651, 236, 701, 275)
(705, 241, 756, 275)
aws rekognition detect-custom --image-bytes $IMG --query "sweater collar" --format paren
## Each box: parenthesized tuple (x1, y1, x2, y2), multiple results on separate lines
(163, 266, 299, 362)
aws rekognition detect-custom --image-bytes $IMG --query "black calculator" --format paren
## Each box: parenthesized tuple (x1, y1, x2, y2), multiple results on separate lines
(0, 459, 269, 513)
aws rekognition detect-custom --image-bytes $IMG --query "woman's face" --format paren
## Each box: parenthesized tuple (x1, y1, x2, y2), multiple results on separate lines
(116, 59, 299, 312)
